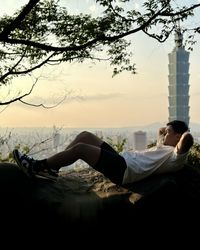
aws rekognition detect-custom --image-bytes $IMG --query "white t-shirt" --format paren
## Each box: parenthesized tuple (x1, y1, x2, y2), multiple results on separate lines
(120, 140, 188, 185)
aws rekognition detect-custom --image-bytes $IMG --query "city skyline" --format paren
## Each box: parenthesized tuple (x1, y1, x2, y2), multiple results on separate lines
(0, 0, 200, 128)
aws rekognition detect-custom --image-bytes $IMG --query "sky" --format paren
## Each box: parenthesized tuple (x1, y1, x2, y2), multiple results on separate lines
(0, 0, 200, 128)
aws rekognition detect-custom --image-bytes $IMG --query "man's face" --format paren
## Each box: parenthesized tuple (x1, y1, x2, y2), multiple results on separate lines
(163, 125, 181, 147)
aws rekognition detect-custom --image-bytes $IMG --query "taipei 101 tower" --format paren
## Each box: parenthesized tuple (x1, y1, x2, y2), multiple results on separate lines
(168, 27, 190, 125)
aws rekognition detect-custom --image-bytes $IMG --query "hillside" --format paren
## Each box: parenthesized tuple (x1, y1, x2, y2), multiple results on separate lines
(1, 162, 200, 247)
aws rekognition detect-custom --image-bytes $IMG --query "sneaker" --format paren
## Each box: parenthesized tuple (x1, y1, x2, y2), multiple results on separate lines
(13, 149, 58, 182)
(13, 149, 36, 178)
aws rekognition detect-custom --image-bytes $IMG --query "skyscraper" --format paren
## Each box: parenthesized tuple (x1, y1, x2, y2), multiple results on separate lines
(133, 131, 147, 150)
(168, 28, 190, 125)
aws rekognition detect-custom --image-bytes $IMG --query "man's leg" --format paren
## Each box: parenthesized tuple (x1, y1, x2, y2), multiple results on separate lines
(13, 142, 126, 185)
(47, 131, 118, 171)
(65, 131, 117, 154)
(13, 131, 121, 181)
(65, 131, 103, 150)
(13, 143, 102, 180)
(47, 142, 126, 185)
(47, 142, 101, 171)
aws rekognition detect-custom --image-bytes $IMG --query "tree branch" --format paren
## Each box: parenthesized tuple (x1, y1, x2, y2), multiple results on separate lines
(3, 3, 198, 52)
(0, 49, 27, 81)
(1, 52, 56, 79)
(160, 3, 200, 17)
(142, 26, 175, 43)
(0, 0, 41, 39)
(0, 80, 37, 105)
(19, 94, 67, 109)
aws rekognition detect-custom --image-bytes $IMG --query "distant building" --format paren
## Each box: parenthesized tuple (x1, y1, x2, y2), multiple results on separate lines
(168, 27, 190, 125)
(134, 131, 147, 150)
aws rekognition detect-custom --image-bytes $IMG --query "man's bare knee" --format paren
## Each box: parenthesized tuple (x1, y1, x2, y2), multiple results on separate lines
(72, 142, 100, 165)
(76, 131, 91, 140)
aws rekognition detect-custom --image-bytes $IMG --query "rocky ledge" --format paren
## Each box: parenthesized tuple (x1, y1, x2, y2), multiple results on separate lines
(0, 163, 200, 245)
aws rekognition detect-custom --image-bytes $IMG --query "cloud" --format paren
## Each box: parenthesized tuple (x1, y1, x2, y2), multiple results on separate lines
(82, 92, 125, 101)
(11, 92, 124, 110)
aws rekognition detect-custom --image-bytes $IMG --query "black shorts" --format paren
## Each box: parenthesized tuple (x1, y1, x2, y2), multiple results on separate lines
(93, 142, 127, 185)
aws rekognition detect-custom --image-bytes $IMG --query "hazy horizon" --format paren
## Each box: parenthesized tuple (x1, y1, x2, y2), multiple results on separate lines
(0, 1, 200, 128)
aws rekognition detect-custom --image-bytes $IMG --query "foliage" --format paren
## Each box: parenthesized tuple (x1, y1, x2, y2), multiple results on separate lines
(147, 140, 156, 148)
(106, 135, 127, 153)
(0, 0, 200, 105)
(0, 128, 61, 163)
(187, 142, 200, 169)
(0, 143, 30, 163)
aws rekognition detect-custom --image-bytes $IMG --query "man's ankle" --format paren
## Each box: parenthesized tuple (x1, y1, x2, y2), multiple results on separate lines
(33, 159, 47, 172)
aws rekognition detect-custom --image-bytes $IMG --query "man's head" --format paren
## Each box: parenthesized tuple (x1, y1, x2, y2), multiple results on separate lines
(167, 120, 189, 134)
(163, 120, 189, 146)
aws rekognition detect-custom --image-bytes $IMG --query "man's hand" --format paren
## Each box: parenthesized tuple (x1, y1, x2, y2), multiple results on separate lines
(158, 127, 166, 136)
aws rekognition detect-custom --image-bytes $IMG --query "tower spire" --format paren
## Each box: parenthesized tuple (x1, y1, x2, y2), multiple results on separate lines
(174, 21, 183, 48)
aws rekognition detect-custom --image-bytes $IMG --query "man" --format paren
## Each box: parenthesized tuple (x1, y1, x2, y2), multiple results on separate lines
(13, 120, 193, 185)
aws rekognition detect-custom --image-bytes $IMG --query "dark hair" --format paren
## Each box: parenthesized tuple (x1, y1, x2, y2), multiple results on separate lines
(167, 120, 188, 134)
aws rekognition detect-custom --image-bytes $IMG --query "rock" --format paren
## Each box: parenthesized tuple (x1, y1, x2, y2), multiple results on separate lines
(0, 163, 200, 245)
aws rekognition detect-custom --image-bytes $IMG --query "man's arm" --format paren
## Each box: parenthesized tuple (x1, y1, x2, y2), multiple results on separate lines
(176, 132, 194, 154)
(156, 127, 166, 146)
